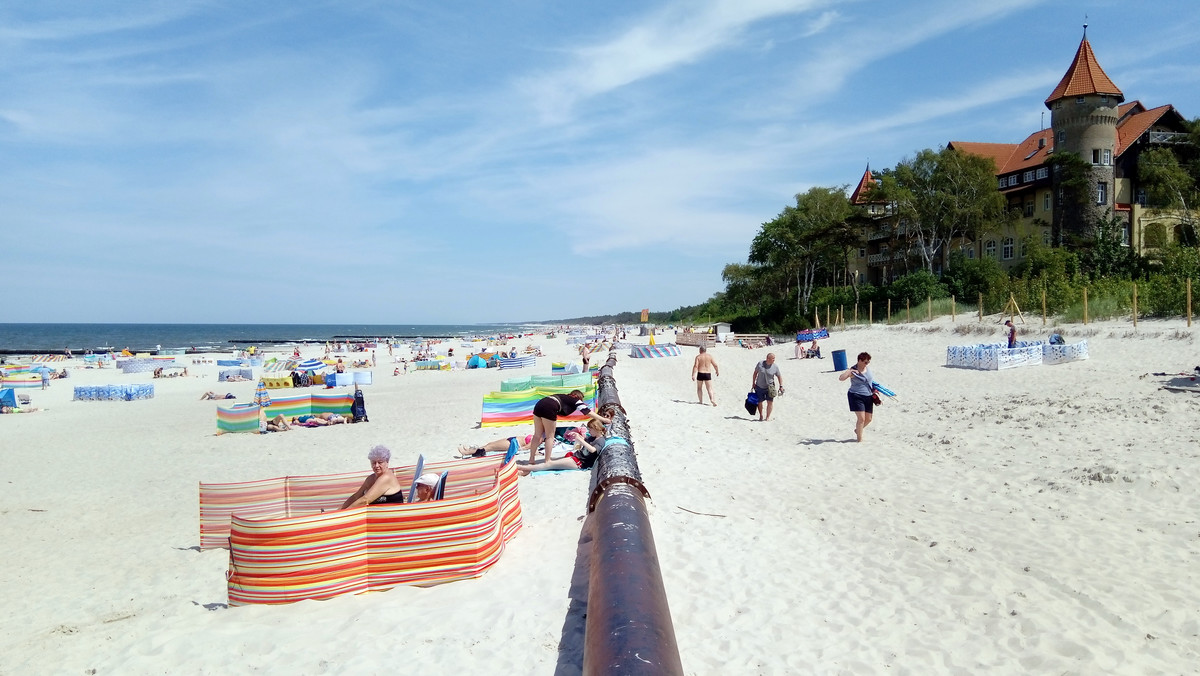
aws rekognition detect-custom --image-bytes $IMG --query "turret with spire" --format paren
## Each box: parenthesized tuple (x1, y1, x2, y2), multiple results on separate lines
(1046, 25, 1123, 238)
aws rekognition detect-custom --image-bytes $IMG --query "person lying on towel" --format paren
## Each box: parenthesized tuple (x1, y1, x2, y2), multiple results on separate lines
(458, 435, 533, 459)
(517, 419, 609, 475)
(291, 412, 349, 426)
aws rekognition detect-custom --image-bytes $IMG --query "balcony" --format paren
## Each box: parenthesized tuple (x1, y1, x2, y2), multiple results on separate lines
(1148, 131, 1189, 145)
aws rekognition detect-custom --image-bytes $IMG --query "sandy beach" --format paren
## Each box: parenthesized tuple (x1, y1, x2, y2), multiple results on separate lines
(2, 319, 1198, 675)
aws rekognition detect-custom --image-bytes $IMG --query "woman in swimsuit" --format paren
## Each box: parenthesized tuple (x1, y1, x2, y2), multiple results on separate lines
(527, 390, 610, 464)
(518, 419, 609, 474)
(340, 445, 405, 508)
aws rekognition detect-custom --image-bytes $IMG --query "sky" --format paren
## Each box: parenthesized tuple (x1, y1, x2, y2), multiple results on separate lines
(3, 0, 1199, 324)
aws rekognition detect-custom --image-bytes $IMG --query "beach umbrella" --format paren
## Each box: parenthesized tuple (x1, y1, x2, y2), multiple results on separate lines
(253, 380, 272, 408)
(296, 358, 326, 371)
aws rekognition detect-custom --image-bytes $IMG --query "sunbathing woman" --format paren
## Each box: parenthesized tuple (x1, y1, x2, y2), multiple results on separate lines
(528, 390, 610, 463)
(340, 445, 405, 509)
(264, 414, 290, 432)
(518, 419, 610, 475)
(200, 391, 237, 400)
(292, 412, 348, 426)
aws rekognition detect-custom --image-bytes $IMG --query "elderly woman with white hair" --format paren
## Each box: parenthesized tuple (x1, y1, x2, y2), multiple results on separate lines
(340, 445, 406, 509)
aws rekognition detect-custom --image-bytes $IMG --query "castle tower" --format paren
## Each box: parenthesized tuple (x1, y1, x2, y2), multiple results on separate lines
(1045, 27, 1123, 239)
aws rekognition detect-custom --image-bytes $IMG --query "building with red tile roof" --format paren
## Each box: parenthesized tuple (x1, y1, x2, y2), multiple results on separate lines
(929, 30, 1192, 272)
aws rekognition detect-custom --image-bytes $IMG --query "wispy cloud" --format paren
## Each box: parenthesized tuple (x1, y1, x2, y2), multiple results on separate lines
(516, 0, 827, 123)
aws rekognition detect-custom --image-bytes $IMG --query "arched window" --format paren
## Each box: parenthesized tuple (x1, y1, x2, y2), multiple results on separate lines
(985, 240, 997, 258)
(1002, 237, 1015, 260)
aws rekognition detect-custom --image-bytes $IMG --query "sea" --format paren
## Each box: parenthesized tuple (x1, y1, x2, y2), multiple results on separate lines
(0, 323, 551, 355)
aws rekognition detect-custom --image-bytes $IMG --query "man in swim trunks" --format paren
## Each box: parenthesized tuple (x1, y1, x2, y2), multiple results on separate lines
(691, 346, 719, 406)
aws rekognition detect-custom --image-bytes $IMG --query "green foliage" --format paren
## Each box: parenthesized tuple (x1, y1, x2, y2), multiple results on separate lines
(869, 147, 1011, 272)
(941, 252, 1009, 309)
(887, 269, 948, 305)
(1078, 214, 1139, 279)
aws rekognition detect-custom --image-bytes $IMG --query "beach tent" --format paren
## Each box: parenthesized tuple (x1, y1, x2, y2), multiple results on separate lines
(466, 355, 487, 369)
(0, 388, 16, 409)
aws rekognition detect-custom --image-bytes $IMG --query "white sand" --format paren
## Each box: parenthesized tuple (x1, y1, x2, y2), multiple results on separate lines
(1, 319, 1198, 674)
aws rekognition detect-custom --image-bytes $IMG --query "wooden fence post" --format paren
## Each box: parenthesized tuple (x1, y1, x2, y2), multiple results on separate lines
(839, 305, 845, 329)
(978, 293, 983, 322)
(887, 299, 892, 324)
(854, 304, 858, 326)
(906, 299, 911, 323)
(1083, 287, 1089, 325)
(1188, 278, 1193, 327)
(826, 306, 830, 328)
(1041, 288, 1047, 325)
(951, 295, 956, 322)
(927, 295, 932, 321)
(869, 301, 873, 325)
(1133, 283, 1138, 328)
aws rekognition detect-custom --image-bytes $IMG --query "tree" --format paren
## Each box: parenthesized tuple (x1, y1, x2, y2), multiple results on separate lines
(869, 147, 1010, 274)
(745, 186, 853, 318)
(1138, 146, 1199, 245)
(1048, 151, 1092, 246)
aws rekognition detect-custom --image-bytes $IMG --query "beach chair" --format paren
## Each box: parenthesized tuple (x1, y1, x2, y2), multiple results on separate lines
(434, 471, 449, 500)
(407, 454, 425, 503)
(18, 394, 31, 405)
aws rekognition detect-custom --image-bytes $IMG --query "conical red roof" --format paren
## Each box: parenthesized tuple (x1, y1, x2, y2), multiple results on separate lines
(1045, 36, 1123, 108)
(849, 165, 876, 204)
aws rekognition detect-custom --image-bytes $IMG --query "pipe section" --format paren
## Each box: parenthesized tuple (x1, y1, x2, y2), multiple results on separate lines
(582, 349, 683, 676)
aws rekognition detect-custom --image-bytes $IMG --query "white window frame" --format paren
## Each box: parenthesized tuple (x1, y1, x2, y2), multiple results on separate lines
(1092, 149, 1101, 165)
(1097, 182, 1108, 205)
(984, 240, 997, 258)
(1044, 192, 1052, 211)
(1002, 237, 1015, 260)
(1103, 149, 1112, 165)
(1023, 170, 1035, 182)
(1036, 167, 1048, 180)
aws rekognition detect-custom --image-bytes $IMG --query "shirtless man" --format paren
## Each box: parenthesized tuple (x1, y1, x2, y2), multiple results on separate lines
(692, 346, 719, 406)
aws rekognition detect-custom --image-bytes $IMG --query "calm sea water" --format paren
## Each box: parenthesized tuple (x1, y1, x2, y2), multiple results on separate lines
(0, 323, 548, 353)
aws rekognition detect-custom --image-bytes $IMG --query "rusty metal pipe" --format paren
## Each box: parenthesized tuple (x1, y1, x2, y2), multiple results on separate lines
(582, 349, 683, 676)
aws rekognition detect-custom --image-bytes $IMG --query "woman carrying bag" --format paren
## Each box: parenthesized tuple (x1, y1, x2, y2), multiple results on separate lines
(838, 351, 878, 443)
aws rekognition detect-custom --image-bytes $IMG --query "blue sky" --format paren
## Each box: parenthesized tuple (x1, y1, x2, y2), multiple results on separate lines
(3, 1, 1198, 324)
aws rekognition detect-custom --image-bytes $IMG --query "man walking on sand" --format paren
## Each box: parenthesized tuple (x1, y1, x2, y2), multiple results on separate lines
(751, 352, 783, 421)
(692, 346, 719, 406)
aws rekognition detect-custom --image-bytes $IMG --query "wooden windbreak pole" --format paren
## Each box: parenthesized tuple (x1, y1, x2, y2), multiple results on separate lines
(869, 301, 873, 325)
(839, 305, 845, 329)
(815, 308, 821, 329)
(1133, 283, 1138, 328)
(1041, 288, 1047, 325)
(1083, 287, 1089, 325)
(978, 293, 983, 322)
(887, 299, 892, 324)
(854, 304, 858, 326)
(826, 305, 831, 328)
(1188, 278, 1193, 327)
(927, 295, 932, 321)
(951, 295, 956, 322)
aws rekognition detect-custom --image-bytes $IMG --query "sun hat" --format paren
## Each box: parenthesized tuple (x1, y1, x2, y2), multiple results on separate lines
(416, 473, 439, 487)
